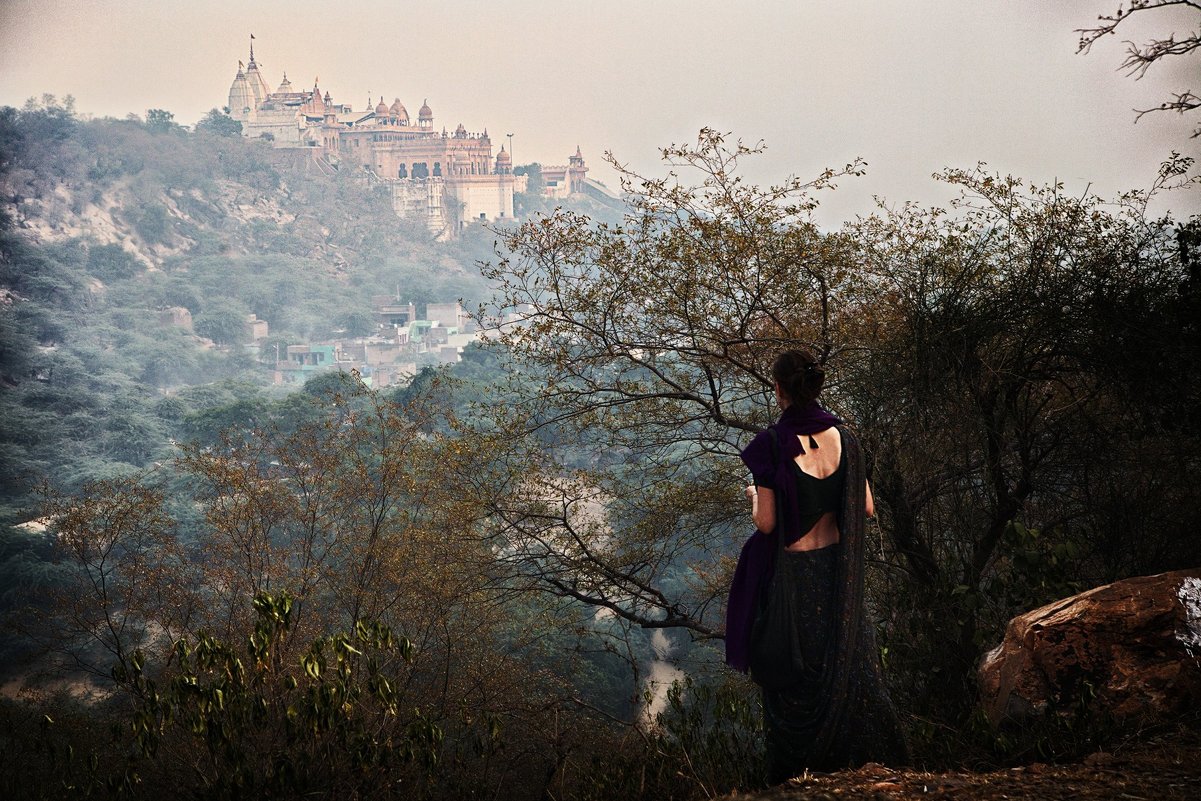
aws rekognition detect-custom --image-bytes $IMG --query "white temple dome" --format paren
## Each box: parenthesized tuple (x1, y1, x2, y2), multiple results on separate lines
(228, 66, 254, 117)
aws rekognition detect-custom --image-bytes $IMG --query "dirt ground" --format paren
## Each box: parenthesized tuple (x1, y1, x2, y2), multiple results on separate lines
(727, 725, 1201, 801)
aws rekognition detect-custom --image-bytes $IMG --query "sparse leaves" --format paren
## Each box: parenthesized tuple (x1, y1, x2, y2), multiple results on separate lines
(1076, 1, 1201, 137)
(472, 131, 870, 636)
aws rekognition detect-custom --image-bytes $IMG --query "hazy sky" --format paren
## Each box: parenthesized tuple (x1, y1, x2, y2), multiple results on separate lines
(2, 0, 1198, 225)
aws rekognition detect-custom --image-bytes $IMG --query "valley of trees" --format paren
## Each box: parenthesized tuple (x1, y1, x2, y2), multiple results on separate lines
(1, 46, 1200, 801)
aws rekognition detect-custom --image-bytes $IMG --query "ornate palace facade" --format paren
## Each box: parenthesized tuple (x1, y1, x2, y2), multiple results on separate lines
(225, 38, 581, 237)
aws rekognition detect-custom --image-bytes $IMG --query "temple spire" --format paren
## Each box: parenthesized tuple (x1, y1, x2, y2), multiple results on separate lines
(249, 33, 257, 66)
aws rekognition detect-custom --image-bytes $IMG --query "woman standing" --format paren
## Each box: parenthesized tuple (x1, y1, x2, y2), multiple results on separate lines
(725, 349, 909, 783)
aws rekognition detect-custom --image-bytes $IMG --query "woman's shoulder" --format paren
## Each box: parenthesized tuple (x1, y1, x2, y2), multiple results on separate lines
(740, 427, 780, 475)
(833, 424, 864, 470)
(834, 423, 860, 444)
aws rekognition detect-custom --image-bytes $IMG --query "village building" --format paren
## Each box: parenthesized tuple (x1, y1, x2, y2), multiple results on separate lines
(270, 299, 488, 388)
(541, 147, 590, 198)
(243, 313, 269, 341)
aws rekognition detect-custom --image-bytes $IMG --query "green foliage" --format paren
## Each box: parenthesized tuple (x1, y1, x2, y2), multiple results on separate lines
(0, 305, 37, 382)
(192, 298, 250, 345)
(476, 130, 1201, 764)
(0, 230, 87, 308)
(0, 105, 23, 177)
(131, 202, 170, 244)
(85, 242, 142, 280)
(112, 591, 438, 798)
(338, 308, 377, 336)
(144, 108, 181, 134)
(180, 390, 269, 444)
(513, 162, 543, 192)
(193, 108, 242, 138)
(18, 94, 77, 144)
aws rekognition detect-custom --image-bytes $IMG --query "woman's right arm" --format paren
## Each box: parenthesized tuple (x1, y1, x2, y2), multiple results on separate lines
(746, 484, 776, 533)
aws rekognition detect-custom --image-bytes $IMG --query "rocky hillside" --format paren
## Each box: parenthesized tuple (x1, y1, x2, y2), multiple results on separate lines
(0, 99, 500, 514)
(1, 101, 494, 276)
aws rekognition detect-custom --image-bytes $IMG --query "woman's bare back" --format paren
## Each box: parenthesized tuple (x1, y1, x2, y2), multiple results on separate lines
(786, 427, 843, 552)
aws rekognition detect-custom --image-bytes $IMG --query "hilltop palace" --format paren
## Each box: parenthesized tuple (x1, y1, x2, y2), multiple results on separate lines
(226, 38, 590, 237)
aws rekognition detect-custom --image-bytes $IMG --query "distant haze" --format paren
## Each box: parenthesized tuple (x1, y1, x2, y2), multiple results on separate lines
(2, 0, 1198, 226)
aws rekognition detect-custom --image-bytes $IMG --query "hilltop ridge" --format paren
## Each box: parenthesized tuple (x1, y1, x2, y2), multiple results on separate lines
(3, 109, 451, 274)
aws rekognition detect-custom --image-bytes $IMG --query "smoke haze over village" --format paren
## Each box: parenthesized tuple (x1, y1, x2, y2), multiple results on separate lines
(1, 0, 1197, 226)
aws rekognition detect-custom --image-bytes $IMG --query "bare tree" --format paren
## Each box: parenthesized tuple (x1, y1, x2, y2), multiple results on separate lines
(1077, 0, 1201, 136)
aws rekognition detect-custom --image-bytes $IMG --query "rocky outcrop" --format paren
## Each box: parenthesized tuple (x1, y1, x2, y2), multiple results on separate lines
(979, 570, 1201, 726)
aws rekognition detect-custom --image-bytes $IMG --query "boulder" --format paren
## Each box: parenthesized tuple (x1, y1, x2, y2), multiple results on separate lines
(979, 569, 1201, 726)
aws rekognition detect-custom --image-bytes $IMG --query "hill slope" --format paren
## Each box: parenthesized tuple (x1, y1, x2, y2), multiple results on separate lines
(0, 98, 505, 509)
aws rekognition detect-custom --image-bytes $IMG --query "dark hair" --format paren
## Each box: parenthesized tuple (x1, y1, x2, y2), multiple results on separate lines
(772, 348, 824, 405)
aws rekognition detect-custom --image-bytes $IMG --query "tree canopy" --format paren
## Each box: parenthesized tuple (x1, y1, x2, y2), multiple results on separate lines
(194, 107, 243, 137)
(472, 129, 1201, 720)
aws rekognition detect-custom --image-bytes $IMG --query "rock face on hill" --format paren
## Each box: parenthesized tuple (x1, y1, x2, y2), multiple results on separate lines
(978, 569, 1201, 726)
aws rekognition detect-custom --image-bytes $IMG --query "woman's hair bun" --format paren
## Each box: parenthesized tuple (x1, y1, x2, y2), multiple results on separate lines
(772, 348, 824, 404)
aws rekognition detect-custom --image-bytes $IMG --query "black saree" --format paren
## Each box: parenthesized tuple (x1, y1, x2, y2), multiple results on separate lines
(751, 426, 910, 782)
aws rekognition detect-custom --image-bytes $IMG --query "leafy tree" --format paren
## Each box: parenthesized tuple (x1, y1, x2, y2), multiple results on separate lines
(193, 107, 242, 138)
(18, 94, 76, 142)
(0, 306, 37, 383)
(31, 381, 651, 799)
(193, 298, 250, 345)
(129, 331, 201, 388)
(116, 592, 441, 799)
(841, 164, 1199, 719)
(85, 241, 142, 279)
(38, 476, 191, 683)
(474, 130, 1201, 731)
(132, 202, 170, 244)
(0, 231, 87, 307)
(144, 108, 182, 134)
(0, 105, 22, 177)
(514, 162, 544, 194)
(338, 308, 377, 337)
(475, 129, 866, 637)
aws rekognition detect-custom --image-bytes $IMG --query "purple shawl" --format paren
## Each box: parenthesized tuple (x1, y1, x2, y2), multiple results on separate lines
(724, 402, 843, 672)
